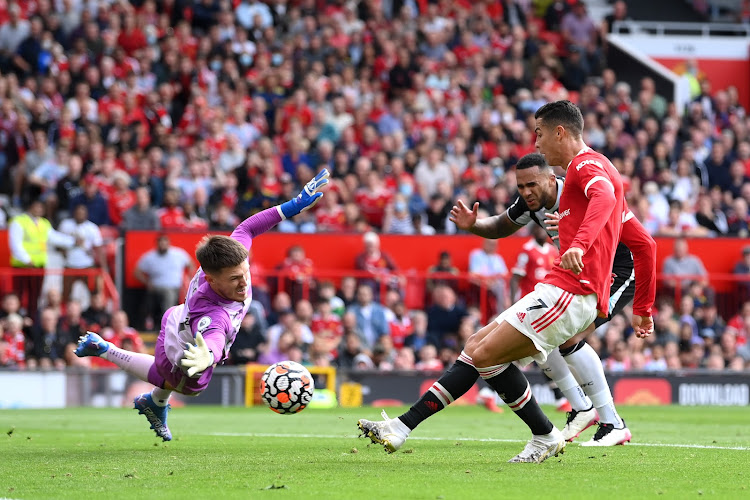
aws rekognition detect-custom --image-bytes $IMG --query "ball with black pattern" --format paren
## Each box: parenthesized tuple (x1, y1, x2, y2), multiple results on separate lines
(260, 360, 315, 414)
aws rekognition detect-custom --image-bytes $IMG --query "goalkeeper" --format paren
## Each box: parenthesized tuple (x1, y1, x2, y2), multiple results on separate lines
(75, 169, 330, 441)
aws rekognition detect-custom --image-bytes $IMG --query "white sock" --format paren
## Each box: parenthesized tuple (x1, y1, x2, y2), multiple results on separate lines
(151, 387, 172, 407)
(564, 343, 623, 427)
(102, 345, 155, 382)
(538, 349, 592, 411)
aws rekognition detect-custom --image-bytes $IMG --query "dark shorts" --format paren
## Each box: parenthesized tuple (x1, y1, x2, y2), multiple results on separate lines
(147, 306, 214, 395)
(594, 260, 636, 328)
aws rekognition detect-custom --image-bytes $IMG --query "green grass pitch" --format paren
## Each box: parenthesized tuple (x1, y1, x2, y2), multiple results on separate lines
(1, 405, 748, 499)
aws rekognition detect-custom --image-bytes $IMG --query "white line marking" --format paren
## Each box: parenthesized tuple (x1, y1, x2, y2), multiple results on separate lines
(207, 432, 750, 451)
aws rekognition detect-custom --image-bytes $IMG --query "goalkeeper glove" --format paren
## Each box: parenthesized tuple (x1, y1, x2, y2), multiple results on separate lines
(180, 332, 214, 377)
(279, 168, 330, 219)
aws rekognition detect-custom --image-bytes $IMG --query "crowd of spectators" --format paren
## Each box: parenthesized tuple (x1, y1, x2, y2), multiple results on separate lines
(1, 0, 750, 373)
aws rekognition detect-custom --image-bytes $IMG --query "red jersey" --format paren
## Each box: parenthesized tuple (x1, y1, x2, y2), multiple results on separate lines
(316, 205, 347, 232)
(311, 313, 343, 338)
(355, 188, 392, 229)
(513, 239, 558, 297)
(158, 206, 187, 229)
(542, 148, 626, 317)
(108, 190, 136, 227)
(1, 331, 26, 367)
(389, 315, 413, 349)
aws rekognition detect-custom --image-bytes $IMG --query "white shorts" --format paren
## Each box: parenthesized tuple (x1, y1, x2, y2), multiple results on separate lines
(495, 283, 598, 367)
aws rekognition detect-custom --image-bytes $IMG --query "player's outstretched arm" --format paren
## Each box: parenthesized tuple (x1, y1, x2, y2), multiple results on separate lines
(230, 169, 329, 249)
(620, 213, 657, 337)
(449, 200, 520, 239)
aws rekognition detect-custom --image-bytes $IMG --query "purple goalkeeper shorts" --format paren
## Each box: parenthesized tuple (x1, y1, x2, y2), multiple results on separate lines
(147, 306, 214, 395)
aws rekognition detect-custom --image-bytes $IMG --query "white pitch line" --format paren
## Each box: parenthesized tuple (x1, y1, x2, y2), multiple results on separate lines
(207, 432, 750, 451)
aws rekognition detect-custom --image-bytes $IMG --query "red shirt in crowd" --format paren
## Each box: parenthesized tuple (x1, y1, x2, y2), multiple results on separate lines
(316, 205, 347, 232)
(389, 315, 413, 349)
(1, 331, 26, 368)
(355, 187, 392, 229)
(158, 206, 187, 229)
(512, 238, 558, 297)
(108, 190, 137, 227)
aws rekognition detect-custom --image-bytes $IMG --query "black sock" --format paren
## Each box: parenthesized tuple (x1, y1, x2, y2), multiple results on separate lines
(480, 363, 553, 435)
(552, 386, 565, 401)
(398, 359, 478, 430)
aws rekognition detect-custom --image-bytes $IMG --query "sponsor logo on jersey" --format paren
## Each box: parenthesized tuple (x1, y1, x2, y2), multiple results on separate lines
(558, 208, 571, 219)
(516, 312, 526, 322)
(196, 316, 212, 333)
(576, 159, 604, 171)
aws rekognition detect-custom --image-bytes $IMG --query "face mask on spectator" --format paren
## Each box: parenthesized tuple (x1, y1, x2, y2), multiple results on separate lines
(240, 54, 253, 66)
(399, 183, 413, 197)
(395, 201, 407, 212)
(210, 60, 222, 72)
(271, 54, 283, 66)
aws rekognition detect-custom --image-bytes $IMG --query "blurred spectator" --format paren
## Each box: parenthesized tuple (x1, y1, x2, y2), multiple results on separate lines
(510, 224, 557, 301)
(426, 250, 461, 295)
(275, 245, 315, 302)
(347, 284, 392, 351)
(229, 313, 266, 365)
(310, 298, 344, 358)
(602, 340, 631, 372)
(259, 330, 303, 366)
(57, 300, 87, 366)
(58, 204, 107, 302)
(122, 186, 161, 230)
(0, 313, 27, 369)
(336, 331, 367, 370)
(337, 276, 358, 310)
(0, 293, 31, 329)
(415, 344, 443, 372)
(8, 199, 75, 320)
(266, 291, 293, 327)
(27, 307, 67, 370)
(392, 345, 416, 370)
(134, 234, 195, 330)
(425, 193, 452, 234)
(82, 291, 111, 334)
(388, 299, 412, 351)
(318, 280, 346, 317)
(662, 238, 708, 292)
(469, 238, 509, 313)
(403, 310, 435, 356)
(354, 231, 401, 294)
(71, 175, 111, 227)
(101, 310, 144, 351)
(382, 193, 414, 234)
(108, 170, 137, 227)
(265, 308, 313, 354)
(425, 284, 467, 349)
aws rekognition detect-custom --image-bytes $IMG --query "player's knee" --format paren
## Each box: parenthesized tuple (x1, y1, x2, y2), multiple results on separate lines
(470, 344, 496, 368)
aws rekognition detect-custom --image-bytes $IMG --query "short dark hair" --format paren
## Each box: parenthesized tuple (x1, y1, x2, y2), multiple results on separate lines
(516, 152, 552, 172)
(534, 100, 584, 137)
(196, 235, 248, 274)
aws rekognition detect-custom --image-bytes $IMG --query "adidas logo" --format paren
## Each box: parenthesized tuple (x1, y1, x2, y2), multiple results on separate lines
(425, 401, 439, 412)
(516, 312, 526, 322)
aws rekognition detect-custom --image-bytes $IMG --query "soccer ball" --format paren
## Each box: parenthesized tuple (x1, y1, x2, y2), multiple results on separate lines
(260, 361, 314, 414)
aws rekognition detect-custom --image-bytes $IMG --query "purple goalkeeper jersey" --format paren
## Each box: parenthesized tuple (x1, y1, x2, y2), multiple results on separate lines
(162, 207, 282, 371)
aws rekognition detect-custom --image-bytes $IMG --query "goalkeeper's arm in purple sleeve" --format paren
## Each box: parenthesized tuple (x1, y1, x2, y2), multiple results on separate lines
(278, 168, 330, 219)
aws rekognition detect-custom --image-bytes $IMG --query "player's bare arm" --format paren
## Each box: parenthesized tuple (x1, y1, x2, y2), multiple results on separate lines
(449, 200, 520, 239)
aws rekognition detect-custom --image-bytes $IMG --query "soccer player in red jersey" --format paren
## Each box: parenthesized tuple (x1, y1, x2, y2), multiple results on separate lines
(359, 101, 656, 463)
